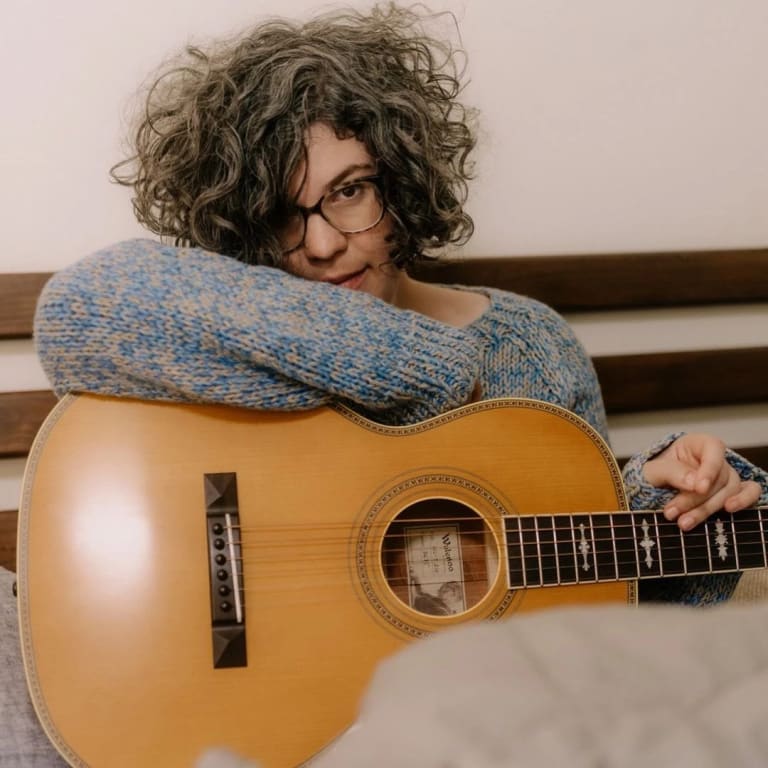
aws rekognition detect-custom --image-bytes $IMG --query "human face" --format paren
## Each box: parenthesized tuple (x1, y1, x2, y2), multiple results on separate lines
(284, 123, 404, 304)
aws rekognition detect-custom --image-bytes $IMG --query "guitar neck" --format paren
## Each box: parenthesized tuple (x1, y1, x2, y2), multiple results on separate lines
(505, 507, 768, 589)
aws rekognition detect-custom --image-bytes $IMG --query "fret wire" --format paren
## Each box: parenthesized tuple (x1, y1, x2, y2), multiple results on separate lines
(732, 517, 740, 571)
(533, 515, 543, 587)
(517, 518, 527, 589)
(588, 514, 597, 580)
(704, 520, 713, 573)
(631, 512, 641, 579)
(680, 525, 688, 575)
(761, 509, 768, 567)
(552, 514, 561, 586)
(570, 514, 578, 582)
(610, 512, 618, 582)
(652, 511, 664, 577)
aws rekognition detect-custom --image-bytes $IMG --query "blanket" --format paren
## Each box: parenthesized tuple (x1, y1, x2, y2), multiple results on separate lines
(3, 562, 768, 767)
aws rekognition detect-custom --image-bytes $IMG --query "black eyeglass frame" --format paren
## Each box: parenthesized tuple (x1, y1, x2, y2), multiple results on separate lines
(279, 174, 386, 254)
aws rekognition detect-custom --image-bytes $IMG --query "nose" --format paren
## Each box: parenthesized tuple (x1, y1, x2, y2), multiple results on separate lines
(302, 212, 347, 261)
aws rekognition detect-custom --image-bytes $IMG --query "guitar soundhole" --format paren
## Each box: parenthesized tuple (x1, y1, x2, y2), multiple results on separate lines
(381, 499, 496, 617)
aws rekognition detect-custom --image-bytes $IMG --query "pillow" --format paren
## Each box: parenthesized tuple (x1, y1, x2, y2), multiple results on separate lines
(312, 601, 768, 768)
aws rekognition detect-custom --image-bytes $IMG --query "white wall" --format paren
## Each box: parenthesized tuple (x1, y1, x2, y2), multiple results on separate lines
(1, 0, 767, 508)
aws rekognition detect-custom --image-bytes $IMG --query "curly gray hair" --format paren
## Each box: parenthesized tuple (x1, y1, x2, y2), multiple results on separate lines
(112, 3, 477, 267)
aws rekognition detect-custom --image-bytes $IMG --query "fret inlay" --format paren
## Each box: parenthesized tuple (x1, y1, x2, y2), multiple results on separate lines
(578, 523, 591, 572)
(639, 519, 655, 569)
(714, 519, 729, 562)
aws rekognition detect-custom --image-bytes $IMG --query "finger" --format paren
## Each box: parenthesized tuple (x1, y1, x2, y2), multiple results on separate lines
(723, 480, 763, 513)
(677, 472, 743, 531)
(689, 436, 727, 495)
(678, 500, 724, 532)
(663, 463, 731, 520)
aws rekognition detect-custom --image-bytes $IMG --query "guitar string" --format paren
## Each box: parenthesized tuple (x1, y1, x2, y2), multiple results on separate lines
(224, 524, 759, 588)
(226, 505, 768, 534)
(226, 532, 768, 561)
(229, 531, 764, 575)
(228, 554, 752, 596)
(214, 507, 768, 582)
(225, 507, 768, 551)
(229, 561, 750, 599)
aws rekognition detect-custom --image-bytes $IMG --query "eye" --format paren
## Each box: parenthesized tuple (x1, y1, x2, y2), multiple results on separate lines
(327, 182, 364, 206)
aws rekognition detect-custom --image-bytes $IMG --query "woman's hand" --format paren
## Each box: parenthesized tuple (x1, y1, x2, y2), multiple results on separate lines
(643, 433, 762, 531)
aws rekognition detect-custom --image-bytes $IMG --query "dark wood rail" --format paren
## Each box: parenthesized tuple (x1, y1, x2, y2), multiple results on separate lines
(0, 272, 53, 340)
(412, 248, 768, 311)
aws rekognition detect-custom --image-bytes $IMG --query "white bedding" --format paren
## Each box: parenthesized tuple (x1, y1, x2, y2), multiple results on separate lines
(4, 562, 768, 767)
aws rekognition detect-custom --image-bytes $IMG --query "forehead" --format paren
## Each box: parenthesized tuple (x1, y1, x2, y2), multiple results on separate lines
(291, 122, 375, 202)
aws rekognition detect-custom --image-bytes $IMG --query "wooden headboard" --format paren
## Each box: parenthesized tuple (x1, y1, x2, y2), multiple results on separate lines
(2, 248, 767, 571)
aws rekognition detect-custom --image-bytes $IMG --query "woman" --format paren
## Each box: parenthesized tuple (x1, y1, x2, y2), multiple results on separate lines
(34, 3, 767, 604)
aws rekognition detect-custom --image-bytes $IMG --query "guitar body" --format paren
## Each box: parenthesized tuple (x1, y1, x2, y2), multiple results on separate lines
(17, 395, 631, 767)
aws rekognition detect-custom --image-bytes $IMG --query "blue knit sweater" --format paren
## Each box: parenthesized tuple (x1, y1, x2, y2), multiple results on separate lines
(34, 239, 768, 603)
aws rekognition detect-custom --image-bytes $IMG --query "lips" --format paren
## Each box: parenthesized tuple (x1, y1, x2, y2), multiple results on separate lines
(324, 268, 367, 290)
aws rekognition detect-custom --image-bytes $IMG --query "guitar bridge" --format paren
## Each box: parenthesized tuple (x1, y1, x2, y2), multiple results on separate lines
(204, 472, 247, 668)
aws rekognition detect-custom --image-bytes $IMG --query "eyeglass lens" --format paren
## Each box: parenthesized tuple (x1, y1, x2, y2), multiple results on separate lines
(276, 179, 383, 252)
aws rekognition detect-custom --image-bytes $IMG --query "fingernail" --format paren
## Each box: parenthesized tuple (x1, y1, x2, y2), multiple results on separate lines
(696, 476, 710, 493)
(680, 515, 695, 532)
(665, 506, 678, 521)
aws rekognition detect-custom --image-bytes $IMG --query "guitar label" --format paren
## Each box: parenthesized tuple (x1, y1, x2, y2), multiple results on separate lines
(405, 526, 466, 615)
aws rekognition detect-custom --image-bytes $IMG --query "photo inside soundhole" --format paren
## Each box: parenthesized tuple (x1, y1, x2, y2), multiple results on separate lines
(381, 498, 498, 616)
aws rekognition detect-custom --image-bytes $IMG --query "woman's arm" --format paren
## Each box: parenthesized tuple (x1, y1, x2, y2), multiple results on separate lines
(34, 239, 481, 424)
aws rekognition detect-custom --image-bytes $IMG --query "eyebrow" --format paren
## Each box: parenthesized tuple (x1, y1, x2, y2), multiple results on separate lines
(324, 163, 377, 192)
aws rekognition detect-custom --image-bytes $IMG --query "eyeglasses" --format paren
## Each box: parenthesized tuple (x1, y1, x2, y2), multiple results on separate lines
(273, 175, 385, 253)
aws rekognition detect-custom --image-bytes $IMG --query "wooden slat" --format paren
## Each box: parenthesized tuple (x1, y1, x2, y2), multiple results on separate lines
(0, 390, 57, 459)
(0, 509, 17, 572)
(411, 249, 768, 311)
(0, 272, 52, 340)
(596, 347, 768, 414)
(739, 446, 768, 472)
(616, 445, 768, 470)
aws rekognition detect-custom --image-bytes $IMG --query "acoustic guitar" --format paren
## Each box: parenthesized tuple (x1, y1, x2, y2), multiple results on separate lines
(17, 394, 766, 767)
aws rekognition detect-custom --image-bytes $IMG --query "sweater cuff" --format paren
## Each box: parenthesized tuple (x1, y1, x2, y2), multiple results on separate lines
(622, 432, 684, 511)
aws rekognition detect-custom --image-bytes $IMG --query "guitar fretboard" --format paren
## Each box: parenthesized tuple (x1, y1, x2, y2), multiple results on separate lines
(505, 508, 768, 589)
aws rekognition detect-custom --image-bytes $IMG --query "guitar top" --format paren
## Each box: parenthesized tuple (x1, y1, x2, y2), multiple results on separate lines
(16, 394, 656, 766)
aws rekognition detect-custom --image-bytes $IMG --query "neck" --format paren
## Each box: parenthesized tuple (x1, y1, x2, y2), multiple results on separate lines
(393, 273, 490, 328)
(505, 506, 768, 589)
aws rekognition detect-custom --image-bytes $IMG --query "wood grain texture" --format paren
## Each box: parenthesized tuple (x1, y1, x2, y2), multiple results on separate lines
(0, 272, 53, 339)
(0, 391, 58, 458)
(411, 249, 768, 311)
(17, 395, 628, 766)
(595, 347, 768, 413)
(0, 509, 17, 572)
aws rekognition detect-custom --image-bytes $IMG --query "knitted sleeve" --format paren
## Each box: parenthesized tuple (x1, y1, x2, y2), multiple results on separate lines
(623, 432, 768, 605)
(622, 433, 768, 512)
(34, 239, 481, 424)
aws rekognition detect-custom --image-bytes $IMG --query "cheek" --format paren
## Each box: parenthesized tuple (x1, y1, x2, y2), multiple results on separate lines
(283, 249, 317, 280)
(359, 215, 395, 262)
